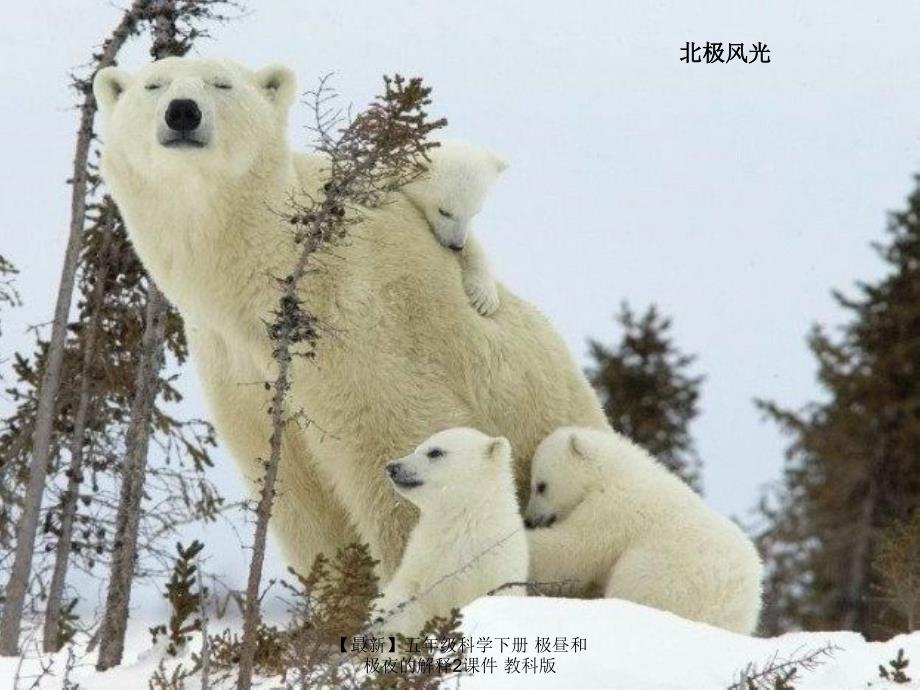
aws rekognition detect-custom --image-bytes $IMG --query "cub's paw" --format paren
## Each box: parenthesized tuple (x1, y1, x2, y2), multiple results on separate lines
(464, 278, 500, 317)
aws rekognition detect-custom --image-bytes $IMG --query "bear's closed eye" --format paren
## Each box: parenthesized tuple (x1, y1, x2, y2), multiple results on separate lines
(536, 481, 547, 494)
(438, 208, 453, 219)
(427, 448, 445, 459)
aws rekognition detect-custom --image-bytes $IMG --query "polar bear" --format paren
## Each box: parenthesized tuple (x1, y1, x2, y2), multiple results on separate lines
(524, 427, 762, 634)
(377, 428, 527, 635)
(402, 141, 507, 316)
(92, 57, 608, 580)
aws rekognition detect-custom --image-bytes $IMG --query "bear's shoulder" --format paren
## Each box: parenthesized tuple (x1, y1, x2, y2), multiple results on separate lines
(292, 151, 331, 194)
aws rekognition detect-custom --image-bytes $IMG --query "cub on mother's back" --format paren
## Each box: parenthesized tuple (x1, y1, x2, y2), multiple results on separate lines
(401, 140, 507, 317)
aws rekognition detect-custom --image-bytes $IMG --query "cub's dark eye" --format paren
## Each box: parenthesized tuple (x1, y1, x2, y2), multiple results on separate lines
(212, 81, 232, 90)
(438, 208, 453, 219)
(426, 448, 444, 459)
(536, 481, 547, 495)
(145, 83, 162, 91)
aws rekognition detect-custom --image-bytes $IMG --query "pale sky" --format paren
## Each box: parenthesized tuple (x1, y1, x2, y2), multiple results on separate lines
(2, 1, 920, 600)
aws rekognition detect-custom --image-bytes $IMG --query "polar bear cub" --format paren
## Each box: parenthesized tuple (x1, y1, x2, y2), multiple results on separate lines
(524, 427, 763, 634)
(378, 428, 528, 635)
(401, 141, 507, 316)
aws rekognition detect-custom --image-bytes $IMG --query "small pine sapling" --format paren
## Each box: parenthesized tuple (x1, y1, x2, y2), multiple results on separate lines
(277, 543, 381, 685)
(150, 540, 207, 656)
(207, 623, 288, 678)
(53, 598, 81, 651)
(304, 543, 381, 641)
(878, 648, 911, 684)
(148, 658, 198, 690)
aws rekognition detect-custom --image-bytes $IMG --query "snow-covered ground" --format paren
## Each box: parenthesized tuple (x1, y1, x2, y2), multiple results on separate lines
(2, 597, 918, 689)
(462, 598, 920, 689)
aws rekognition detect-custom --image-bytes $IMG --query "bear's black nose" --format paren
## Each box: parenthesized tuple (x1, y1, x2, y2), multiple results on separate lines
(386, 463, 401, 477)
(165, 99, 202, 132)
(524, 514, 556, 529)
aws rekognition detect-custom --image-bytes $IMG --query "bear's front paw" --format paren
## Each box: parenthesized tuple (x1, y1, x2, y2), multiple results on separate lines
(464, 278, 500, 317)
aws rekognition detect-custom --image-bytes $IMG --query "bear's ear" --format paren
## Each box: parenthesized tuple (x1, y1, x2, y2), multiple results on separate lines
(256, 64, 297, 109)
(569, 432, 588, 460)
(491, 154, 509, 174)
(93, 67, 131, 114)
(486, 436, 511, 461)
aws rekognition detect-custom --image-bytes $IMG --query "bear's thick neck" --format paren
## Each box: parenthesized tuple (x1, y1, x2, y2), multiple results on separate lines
(108, 146, 336, 344)
(427, 466, 520, 526)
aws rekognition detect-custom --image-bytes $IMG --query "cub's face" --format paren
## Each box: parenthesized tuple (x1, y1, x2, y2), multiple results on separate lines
(385, 428, 511, 510)
(524, 429, 596, 529)
(403, 142, 507, 251)
(93, 57, 296, 181)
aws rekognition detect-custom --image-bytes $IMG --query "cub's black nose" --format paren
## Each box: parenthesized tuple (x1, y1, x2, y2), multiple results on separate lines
(165, 99, 201, 132)
(386, 463, 401, 477)
(524, 514, 556, 529)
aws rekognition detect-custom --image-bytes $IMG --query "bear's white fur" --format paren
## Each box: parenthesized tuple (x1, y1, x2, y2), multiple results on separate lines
(402, 141, 507, 316)
(524, 427, 763, 634)
(377, 428, 527, 634)
(93, 57, 608, 580)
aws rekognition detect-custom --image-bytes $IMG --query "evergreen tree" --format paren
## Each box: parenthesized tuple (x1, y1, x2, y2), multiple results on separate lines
(754, 175, 920, 638)
(586, 303, 705, 492)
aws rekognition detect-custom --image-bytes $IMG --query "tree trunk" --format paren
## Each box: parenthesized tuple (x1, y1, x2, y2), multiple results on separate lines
(0, 3, 150, 656)
(42, 214, 116, 653)
(841, 474, 878, 632)
(95, 0, 192, 670)
(198, 558, 211, 690)
(95, 285, 167, 671)
(236, 350, 289, 690)
(236, 228, 327, 690)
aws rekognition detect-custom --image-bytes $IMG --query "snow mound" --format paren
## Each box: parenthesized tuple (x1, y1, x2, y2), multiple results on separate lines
(460, 596, 920, 689)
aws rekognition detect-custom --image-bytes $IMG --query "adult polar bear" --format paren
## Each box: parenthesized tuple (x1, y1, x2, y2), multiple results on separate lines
(93, 57, 608, 578)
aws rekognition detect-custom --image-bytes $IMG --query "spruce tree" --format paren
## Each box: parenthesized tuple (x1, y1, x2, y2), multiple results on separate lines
(586, 303, 704, 492)
(755, 175, 920, 638)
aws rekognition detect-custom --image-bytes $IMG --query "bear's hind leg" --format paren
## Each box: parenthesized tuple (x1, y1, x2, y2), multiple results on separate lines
(604, 545, 757, 633)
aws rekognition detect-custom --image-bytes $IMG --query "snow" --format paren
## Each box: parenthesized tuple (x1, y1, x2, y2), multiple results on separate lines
(2, 597, 918, 689)
(460, 598, 920, 689)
